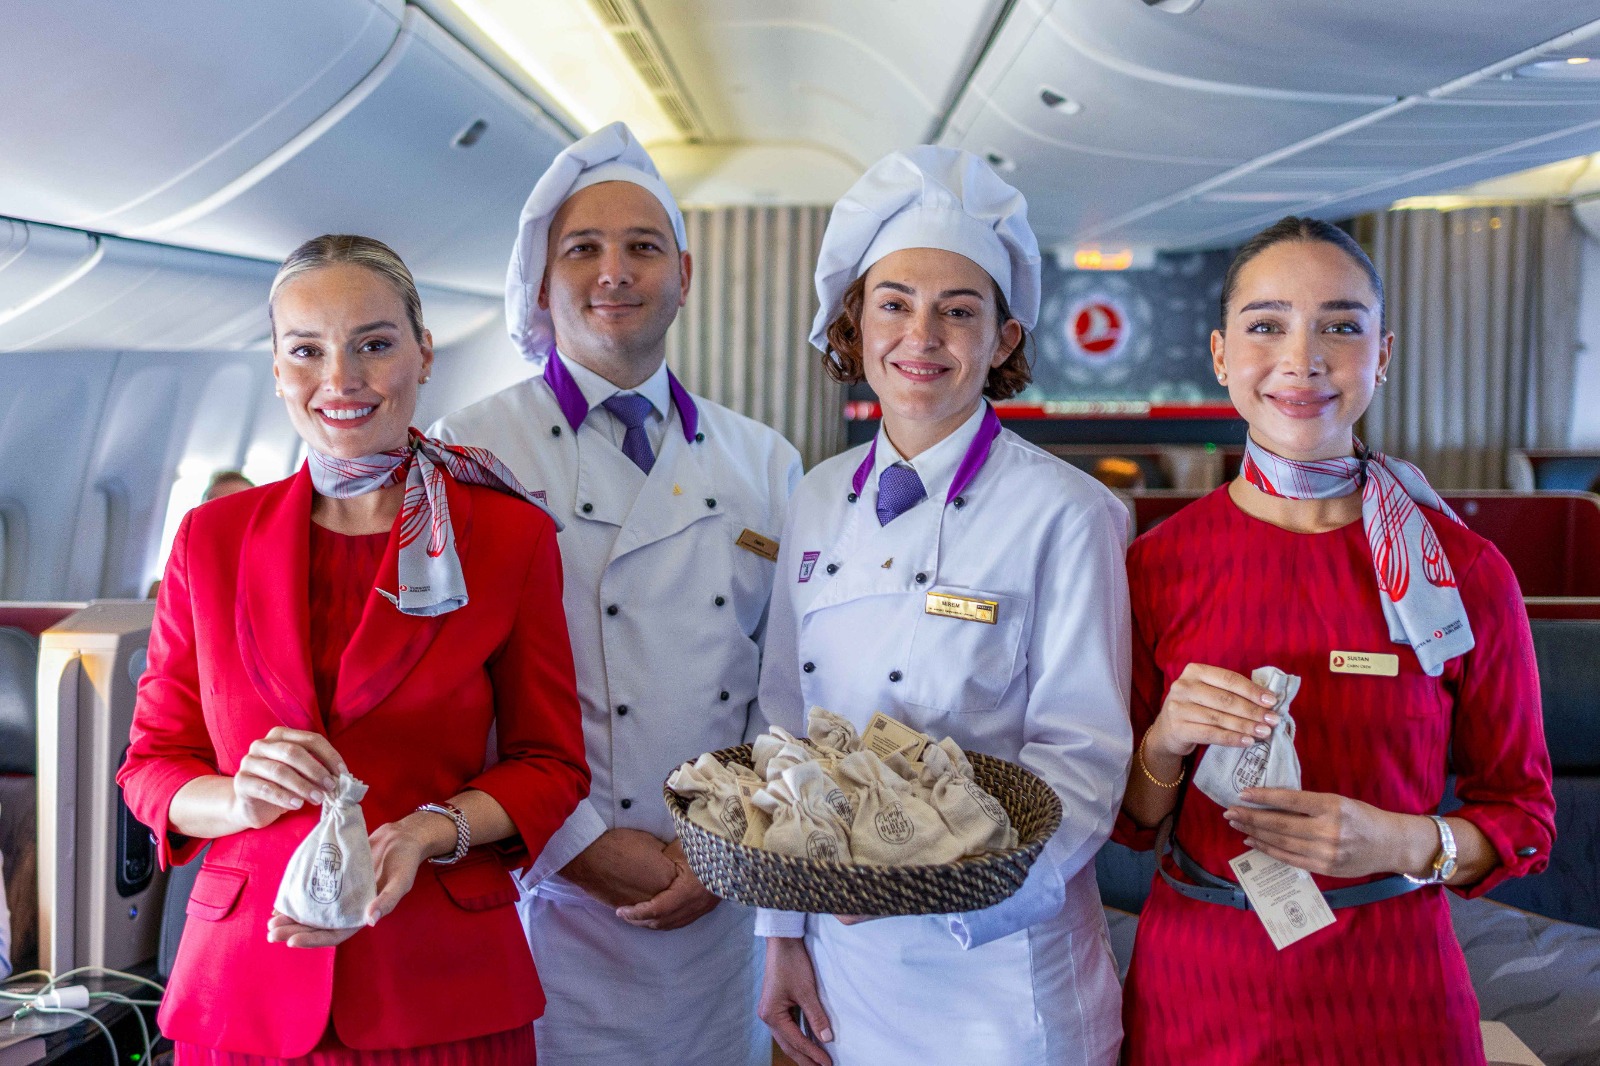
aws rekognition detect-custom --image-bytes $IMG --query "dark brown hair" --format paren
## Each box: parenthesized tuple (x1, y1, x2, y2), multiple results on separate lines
(1220, 216, 1384, 330)
(822, 275, 1032, 401)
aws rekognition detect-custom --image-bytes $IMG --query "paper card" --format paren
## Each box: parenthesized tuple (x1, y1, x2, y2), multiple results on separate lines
(861, 712, 928, 761)
(1330, 650, 1399, 676)
(924, 591, 998, 625)
(736, 528, 780, 561)
(1228, 849, 1337, 950)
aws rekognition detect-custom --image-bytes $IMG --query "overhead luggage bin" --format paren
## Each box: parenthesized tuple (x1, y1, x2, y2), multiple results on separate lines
(138, 7, 571, 295)
(0, 221, 276, 352)
(0, 0, 401, 233)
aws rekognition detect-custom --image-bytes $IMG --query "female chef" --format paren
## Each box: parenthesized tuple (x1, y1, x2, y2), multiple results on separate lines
(754, 147, 1133, 1066)
(1114, 217, 1555, 1064)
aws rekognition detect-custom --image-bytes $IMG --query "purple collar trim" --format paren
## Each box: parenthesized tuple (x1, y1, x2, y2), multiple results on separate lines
(542, 350, 699, 443)
(851, 404, 1002, 503)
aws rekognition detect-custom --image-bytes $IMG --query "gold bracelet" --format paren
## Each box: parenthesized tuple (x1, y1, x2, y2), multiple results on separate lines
(1137, 732, 1184, 789)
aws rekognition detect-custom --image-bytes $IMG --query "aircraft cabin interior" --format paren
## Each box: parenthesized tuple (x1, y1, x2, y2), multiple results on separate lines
(3, 1, 1600, 1063)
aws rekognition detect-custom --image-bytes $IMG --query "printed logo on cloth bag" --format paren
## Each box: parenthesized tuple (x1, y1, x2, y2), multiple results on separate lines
(965, 781, 1008, 825)
(875, 805, 915, 845)
(824, 788, 854, 821)
(807, 832, 842, 862)
(720, 796, 748, 841)
(799, 551, 821, 582)
(1233, 740, 1271, 792)
(309, 843, 344, 905)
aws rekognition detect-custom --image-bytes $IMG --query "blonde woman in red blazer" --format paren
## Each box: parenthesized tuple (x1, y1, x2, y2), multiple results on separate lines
(118, 235, 590, 1064)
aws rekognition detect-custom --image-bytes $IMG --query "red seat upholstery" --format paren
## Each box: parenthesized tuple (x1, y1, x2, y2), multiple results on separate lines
(1444, 493, 1600, 598)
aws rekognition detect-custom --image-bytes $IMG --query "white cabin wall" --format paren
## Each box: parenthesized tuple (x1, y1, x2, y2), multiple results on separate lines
(1568, 235, 1600, 447)
(416, 316, 532, 433)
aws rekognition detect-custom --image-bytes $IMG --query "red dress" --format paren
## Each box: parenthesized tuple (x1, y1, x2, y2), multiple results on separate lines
(1115, 486, 1555, 1066)
(175, 526, 536, 1066)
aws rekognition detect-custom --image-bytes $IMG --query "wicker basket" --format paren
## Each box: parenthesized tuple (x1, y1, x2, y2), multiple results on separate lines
(664, 743, 1064, 916)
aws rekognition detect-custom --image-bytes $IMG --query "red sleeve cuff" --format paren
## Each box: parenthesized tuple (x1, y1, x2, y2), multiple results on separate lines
(119, 757, 216, 870)
(1450, 803, 1553, 898)
(466, 758, 589, 872)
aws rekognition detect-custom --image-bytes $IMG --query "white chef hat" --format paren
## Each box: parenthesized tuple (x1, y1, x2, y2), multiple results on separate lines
(809, 146, 1041, 353)
(505, 121, 688, 362)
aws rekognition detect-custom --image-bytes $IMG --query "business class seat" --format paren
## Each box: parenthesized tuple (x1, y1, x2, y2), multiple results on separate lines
(0, 625, 39, 973)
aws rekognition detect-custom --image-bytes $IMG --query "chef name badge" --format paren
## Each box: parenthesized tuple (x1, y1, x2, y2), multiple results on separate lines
(736, 528, 779, 562)
(1329, 651, 1399, 677)
(1228, 849, 1337, 950)
(924, 591, 998, 625)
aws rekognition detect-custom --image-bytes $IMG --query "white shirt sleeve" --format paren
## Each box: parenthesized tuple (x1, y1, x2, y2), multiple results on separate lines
(948, 494, 1133, 949)
(519, 800, 609, 889)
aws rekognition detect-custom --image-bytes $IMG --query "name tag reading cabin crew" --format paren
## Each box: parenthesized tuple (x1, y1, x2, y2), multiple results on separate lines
(1329, 651, 1399, 677)
(925, 592, 998, 625)
(736, 528, 779, 562)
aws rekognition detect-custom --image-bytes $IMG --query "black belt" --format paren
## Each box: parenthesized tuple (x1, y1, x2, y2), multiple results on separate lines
(1155, 819, 1425, 912)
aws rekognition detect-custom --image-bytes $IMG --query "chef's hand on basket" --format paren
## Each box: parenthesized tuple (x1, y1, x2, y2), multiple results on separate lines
(616, 838, 720, 930)
(760, 936, 834, 1066)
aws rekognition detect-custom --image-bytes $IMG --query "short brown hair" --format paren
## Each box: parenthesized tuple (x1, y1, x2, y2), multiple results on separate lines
(822, 275, 1032, 401)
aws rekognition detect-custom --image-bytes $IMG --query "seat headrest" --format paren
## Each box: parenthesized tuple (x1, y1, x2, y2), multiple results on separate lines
(1530, 619, 1600, 774)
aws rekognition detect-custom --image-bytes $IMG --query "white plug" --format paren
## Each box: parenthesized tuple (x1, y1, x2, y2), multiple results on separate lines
(32, 985, 91, 1010)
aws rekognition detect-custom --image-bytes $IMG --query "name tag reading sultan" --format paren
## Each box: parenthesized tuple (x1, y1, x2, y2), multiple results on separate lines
(1329, 651, 1399, 677)
(736, 528, 779, 562)
(925, 592, 998, 625)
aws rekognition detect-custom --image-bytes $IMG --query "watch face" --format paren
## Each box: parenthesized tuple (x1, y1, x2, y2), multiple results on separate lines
(1439, 857, 1458, 881)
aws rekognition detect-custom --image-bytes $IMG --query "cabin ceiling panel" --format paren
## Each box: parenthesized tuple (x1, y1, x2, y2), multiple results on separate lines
(0, 0, 401, 233)
(643, 0, 1007, 166)
(1043, 0, 1600, 98)
(141, 8, 567, 295)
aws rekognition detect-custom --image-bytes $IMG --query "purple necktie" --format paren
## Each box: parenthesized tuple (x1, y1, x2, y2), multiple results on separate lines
(876, 463, 926, 526)
(602, 393, 656, 474)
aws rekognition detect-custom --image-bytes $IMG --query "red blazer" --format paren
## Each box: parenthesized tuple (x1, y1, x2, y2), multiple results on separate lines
(118, 465, 589, 1057)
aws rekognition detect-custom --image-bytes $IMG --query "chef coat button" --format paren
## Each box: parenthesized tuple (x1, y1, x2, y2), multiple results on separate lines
(551, 425, 561, 437)
(606, 604, 619, 616)
(616, 705, 628, 716)
(695, 432, 705, 442)
(1516, 845, 1538, 857)
(888, 670, 903, 682)
(706, 498, 717, 509)
(620, 799, 633, 810)
(847, 492, 858, 503)
(952, 496, 966, 509)
(715, 595, 726, 606)
(803, 662, 815, 673)
(914, 572, 927, 584)
(719, 690, 730, 701)
(581, 502, 593, 514)
(825, 563, 838, 575)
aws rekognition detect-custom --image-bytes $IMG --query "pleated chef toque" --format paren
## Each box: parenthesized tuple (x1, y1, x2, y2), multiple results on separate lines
(505, 121, 688, 363)
(809, 145, 1041, 353)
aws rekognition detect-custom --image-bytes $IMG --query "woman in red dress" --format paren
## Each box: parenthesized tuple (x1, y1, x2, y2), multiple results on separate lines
(118, 235, 590, 1063)
(1115, 217, 1555, 1065)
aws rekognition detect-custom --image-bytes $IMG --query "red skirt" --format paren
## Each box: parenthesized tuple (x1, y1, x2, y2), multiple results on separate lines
(174, 1025, 535, 1065)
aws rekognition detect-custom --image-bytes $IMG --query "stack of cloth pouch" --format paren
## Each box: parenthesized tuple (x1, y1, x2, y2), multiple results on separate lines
(918, 738, 1019, 853)
(667, 753, 765, 846)
(1193, 666, 1302, 809)
(752, 761, 853, 862)
(833, 750, 967, 865)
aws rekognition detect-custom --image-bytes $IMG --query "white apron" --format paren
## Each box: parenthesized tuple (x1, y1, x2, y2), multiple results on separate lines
(434, 353, 801, 1066)
(756, 403, 1132, 1065)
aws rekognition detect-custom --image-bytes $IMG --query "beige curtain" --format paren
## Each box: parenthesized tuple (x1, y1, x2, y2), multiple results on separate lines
(1360, 204, 1581, 489)
(666, 205, 845, 469)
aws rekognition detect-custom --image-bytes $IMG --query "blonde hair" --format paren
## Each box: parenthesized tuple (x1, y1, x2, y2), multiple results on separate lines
(268, 234, 424, 341)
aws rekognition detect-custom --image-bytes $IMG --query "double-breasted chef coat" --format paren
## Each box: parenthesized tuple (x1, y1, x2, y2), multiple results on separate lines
(433, 351, 802, 1066)
(755, 402, 1134, 1066)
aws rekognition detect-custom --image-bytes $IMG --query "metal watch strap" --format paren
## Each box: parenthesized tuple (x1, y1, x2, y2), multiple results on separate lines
(418, 801, 470, 865)
(1403, 814, 1457, 885)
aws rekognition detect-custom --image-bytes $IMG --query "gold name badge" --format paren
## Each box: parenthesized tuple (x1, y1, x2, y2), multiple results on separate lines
(1330, 651, 1399, 676)
(736, 528, 779, 562)
(925, 592, 998, 625)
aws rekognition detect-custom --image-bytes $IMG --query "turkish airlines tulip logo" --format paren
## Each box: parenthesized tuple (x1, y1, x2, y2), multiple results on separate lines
(1068, 298, 1128, 361)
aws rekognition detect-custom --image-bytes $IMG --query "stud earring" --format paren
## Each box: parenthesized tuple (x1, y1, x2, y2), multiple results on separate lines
(274, 386, 283, 398)
(1377, 373, 1388, 385)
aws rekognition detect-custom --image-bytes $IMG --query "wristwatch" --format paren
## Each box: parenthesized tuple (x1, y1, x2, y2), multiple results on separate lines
(1403, 814, 1457, 885)
(417, 801, 470, 865)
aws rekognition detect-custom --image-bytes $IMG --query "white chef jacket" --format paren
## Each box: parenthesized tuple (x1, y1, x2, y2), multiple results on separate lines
(755, 402, 1132, 1065)
(432, 351, 802, 1066)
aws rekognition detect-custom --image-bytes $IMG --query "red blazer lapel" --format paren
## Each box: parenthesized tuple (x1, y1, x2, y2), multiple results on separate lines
(327, 474, 467, 733)
(236, 466, 320, 733)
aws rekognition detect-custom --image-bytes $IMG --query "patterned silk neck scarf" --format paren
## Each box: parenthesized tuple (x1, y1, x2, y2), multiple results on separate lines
(1241, 437, 1474, 676)
(308, 429, 555, 617)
